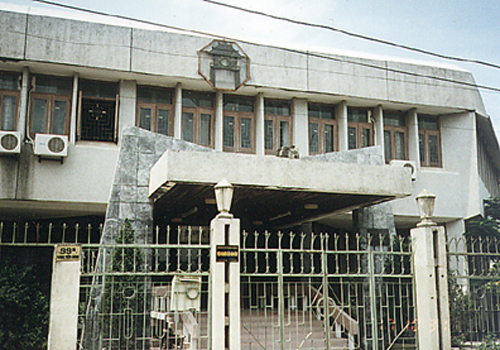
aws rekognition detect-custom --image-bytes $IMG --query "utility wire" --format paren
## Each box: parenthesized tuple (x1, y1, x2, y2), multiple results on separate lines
(202, 0, 500, 71)
(32, 0, 500, 93)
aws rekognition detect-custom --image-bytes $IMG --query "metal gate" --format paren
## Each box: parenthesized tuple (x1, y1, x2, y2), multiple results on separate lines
(240, 230, 416, 350)
(78, 224, 211, 350)
(0, 222, 417, 350)
(448, 234, 500, 347)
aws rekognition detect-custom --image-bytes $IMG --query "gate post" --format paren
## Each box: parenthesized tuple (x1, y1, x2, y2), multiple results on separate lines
(411, 190, 451, 350)
(210, 179, 241, 350)
(48, 244, 81, 350)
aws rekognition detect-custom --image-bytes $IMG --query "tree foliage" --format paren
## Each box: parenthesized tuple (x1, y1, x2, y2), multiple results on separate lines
(0, 258, 49, 350)
(466, 197, 500, 237)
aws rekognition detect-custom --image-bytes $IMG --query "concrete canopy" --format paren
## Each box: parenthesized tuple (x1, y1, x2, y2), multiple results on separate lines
(149, 150, 411, 227)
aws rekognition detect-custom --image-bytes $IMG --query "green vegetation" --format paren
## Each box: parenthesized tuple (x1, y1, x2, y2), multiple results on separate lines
(0, 257, 49, 350)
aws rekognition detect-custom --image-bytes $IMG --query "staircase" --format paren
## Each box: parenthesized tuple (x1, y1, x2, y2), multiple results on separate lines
(240, 310, 349, 350)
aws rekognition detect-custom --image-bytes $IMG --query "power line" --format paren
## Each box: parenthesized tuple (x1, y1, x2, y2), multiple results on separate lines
(202, 0, 500, 71)
(31, 0, 500, 93)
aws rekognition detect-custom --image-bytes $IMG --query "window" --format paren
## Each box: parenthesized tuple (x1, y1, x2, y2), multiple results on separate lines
(348, 107, 373, 150)
(384, 111, 407, 162)
(418, 115, 441, 167)
(78, 80, 118, 142)
(308, 103, 336, 154)
(0, 71, 20, 131)
(182, 90, 214, 147)
(264, 99, 292, 154)
(223, 95, 255, 153)
(137, 86, 173, 136)
(30, 75, 72, 136)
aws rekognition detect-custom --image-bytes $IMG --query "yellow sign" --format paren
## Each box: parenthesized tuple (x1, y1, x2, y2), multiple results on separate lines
(216, 245, 239, 262)
(55, 244, 81, 262)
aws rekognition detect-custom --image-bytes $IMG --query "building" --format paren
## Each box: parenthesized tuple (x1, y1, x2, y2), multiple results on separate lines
(0, 3, 499, 350)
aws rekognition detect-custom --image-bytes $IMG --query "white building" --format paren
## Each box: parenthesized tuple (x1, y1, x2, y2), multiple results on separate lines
(0, 3, 499, 350)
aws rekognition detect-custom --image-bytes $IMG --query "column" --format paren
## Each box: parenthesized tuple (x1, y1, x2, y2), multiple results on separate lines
(337, 100, 348, 151)
(174, 83, 182, 139)
(255, 93, 265, 156)
(118, 80, 137, 144)
(446, 219, 469, 291)
(292, 98, 308, 156)
(412, 190, 451, 350)
(17, 67, 29, 140)
(48, 245, 81, 350)
(407, 108, 420, 168)
(215, 91, 223, 151)
(69, 74, 79, 144)
(373, 105, 384, 153)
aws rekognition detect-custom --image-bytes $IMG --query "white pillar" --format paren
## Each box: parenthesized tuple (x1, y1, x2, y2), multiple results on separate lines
(215, 91, 223, 152)
(292, 98, 309, 156)
(255, 93, 265, 156)
(407, 108, 420, 168)
(48, 245, 81, 350)
(446, 219, 469, 291)
(337, 100, 348, 151)
(69, 74, 79, 144)
(373, 105, 384, 152)
(210, 215, 240, 350)
(118, 80, 137, 144)
(17, 67, 29, 140)
(411, 225, 451, 350)
(174, 83, 182, 139)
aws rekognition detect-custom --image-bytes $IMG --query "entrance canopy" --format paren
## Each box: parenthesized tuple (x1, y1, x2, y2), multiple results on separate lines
(149, 150, 411, 227)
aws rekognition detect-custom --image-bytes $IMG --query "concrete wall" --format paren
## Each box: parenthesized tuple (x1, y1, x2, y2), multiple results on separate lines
(0, 7, 486, 113)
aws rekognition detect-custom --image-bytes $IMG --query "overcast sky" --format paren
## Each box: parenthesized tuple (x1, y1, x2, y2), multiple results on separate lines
(4, 0, 500, 138)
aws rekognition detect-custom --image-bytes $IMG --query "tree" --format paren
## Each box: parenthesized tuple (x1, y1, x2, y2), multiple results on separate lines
(0, 258, 49, 350)
(466, 197, 500, 237)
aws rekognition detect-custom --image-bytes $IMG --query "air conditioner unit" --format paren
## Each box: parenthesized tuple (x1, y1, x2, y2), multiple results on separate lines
(34, 134, 68, 161)
(0, 131, 21, 155)
(390, 159, 417, 181)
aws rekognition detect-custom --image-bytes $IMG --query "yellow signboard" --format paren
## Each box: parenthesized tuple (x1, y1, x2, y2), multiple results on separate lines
(216, 245, 239, 263)
(55, 244, 81, 262)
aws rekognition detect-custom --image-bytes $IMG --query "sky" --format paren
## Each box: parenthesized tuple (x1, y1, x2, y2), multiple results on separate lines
(3, 0, 500, 138)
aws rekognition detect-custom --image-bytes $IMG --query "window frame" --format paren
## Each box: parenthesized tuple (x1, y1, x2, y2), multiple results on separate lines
(308, 103, 337, 155)
(264, 99, 292, 155)
(30, 92, 71, 136)
(0, 90, 20, 131)
(419, 120, 442, 167)
(78, 93, 119, 143)
(383, 112, 408, 163)
(136, 101, 174, 136)
(181, 106, 215, 148)
(223, 109, 255, 154)
(347, 107, 373, 150)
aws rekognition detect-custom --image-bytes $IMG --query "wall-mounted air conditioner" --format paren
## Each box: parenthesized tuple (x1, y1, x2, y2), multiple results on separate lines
(34, 134, 68, 162)
(0, 131, 21, 155)
(390, 159, 417, 181)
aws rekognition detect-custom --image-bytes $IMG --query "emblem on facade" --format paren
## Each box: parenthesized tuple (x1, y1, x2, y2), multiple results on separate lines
(198, 40, 250, 91)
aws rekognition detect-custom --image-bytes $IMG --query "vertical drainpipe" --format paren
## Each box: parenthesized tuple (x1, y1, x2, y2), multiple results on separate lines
(255, 93, 265, 156)
(17, 67, 30, 141)
(215, 91, 223, 152)
(337, 100, 348, 151)
(69, 74, 79, 145)
(173, 83, 182, 140)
